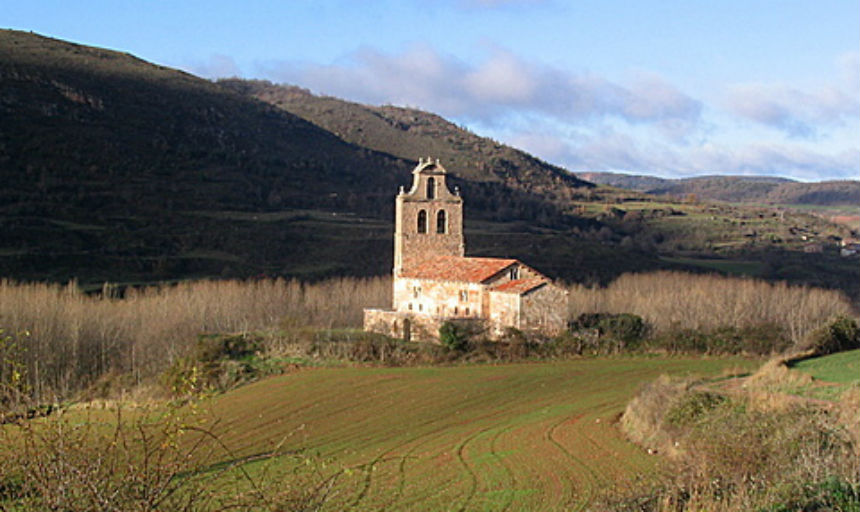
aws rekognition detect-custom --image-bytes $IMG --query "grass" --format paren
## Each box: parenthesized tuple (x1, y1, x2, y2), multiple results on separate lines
(791, 349, 860, 384)
(193, 356, 757, 511)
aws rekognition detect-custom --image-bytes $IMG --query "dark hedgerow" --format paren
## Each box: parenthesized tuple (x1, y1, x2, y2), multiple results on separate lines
(570, 313, 648, 352)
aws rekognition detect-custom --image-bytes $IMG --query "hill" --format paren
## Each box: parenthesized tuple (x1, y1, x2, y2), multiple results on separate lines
(218, 79, 591, 195)
(0, 30, 857, 298)
(0, 29, 611, 285)
(579, 172, 860, 207)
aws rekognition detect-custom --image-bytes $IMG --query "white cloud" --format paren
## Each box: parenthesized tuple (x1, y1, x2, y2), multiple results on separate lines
(558, 130, 859, 181)
(725, 55, 860, 139)
(252, 43, 856, 181)
(262, 46, 703, 135)
(463, 52, 537, 104)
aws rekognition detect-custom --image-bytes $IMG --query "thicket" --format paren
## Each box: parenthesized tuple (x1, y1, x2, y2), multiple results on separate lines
(1, 271, 855, 411)
(567, 271, 854, 347)
(0, 277, 389, 407)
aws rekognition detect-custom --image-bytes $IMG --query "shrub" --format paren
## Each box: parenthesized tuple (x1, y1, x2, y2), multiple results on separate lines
(439, 321, 468, 351)
(664, 390, 727, 427)
(652, 324, 790, 355)
(598, 313, 647, 344)
(570, 312, 647, 352)
(799, 315, 860, 356)
(163, 333, 281, 396)
(196, 333, 262, 362)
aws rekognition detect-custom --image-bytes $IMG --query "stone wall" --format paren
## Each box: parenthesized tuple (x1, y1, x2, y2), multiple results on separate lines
(394, 277, 485, 319)
(487, 291, 520, 336)
(363, 308, 445, 343)
(520, 284, 568, 335)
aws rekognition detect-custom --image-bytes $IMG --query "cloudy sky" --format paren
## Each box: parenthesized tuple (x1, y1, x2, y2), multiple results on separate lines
(7, 0, 859, 181)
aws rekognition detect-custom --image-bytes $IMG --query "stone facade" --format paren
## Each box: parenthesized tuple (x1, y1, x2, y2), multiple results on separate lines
(394, 158, 464, 275)
(364, 158, 568, 341)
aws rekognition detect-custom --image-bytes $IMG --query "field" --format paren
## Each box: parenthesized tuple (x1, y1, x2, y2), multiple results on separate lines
(791, 349, 860, 384)
(197, 356, 757, 511)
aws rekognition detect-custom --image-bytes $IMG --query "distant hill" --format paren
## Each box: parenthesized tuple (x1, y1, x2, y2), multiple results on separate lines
(579, 172, 860, 206)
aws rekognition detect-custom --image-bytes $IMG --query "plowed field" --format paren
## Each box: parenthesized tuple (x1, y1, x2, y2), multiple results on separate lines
(204, 357, 755, 511)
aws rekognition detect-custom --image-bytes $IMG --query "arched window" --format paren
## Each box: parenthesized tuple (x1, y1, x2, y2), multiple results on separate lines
(426, 177, 436, 199)
(436, 210, 446, 233)
(417, 210, 427, 233)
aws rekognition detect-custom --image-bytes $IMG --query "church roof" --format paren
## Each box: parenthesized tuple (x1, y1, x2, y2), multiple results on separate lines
(490, 278, 548, 295)
(400, 256, 518, 283)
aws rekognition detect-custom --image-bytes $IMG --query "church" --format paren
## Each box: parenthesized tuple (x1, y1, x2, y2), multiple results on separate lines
(364, 158, 569, 342)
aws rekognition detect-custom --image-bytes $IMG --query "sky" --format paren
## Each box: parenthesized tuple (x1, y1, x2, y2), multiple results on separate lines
(5, 0, 859, 181)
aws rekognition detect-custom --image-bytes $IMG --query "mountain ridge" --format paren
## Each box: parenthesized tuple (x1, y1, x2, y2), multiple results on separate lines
(578, 172, 860, 206)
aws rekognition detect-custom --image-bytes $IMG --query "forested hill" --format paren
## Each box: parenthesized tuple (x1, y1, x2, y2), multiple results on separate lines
(0, 30, 600, 285)
(217, 79, 592, 196)
(1, 30, 856, 297)
(579, 172, 860, 206)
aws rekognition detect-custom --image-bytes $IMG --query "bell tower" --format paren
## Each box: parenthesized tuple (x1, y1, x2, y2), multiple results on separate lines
(394, 158, 464, 276)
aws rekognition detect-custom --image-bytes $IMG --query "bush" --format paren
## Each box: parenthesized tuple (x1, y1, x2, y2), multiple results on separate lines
(439, 321, 469, 351)
(570, 313, 647, 352)
(652, 324, 790, 355)
(664, 390, 727, 427)
(800, 316, 860, 356)
(163, 333, 282, 396)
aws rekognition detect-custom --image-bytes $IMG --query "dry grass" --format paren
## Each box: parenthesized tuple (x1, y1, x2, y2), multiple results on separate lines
(568, 271, 854, 343)
(0, 277, 390, 404)
(611, 362, 860, 511)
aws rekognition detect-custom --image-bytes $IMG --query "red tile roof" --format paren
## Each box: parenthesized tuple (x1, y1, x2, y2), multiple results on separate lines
(400, 256, 518, 283)
(490, 278, 548, 295)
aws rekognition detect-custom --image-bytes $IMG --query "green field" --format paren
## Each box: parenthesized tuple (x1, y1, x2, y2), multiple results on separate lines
(791, 349, 860, 384)
(198, 357, 756, 511)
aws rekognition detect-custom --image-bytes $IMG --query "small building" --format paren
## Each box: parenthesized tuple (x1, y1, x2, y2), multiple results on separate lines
(364, 158, 568, 342)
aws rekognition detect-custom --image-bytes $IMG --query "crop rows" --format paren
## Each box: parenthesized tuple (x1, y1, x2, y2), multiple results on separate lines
(203, 357, 756, 510)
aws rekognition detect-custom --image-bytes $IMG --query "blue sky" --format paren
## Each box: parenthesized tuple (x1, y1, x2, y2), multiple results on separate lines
(5, 0, 859, 181)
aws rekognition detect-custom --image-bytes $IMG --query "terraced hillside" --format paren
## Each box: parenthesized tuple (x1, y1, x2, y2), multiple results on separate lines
(202, 357, 756, 511)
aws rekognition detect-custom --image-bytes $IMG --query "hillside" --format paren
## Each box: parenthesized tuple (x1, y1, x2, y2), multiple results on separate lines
(579, 172, 860, 207)
(218, 80, 591, 195)
(0, 30, 611, 285)
(222, 80, 859, 298)
(0, 30, 856, 298)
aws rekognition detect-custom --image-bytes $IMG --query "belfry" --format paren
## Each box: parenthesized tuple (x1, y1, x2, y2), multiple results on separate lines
(364, 158, 568, 342)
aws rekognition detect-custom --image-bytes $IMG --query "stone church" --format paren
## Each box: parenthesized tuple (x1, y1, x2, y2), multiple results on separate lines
(364, 158, 568, 342)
